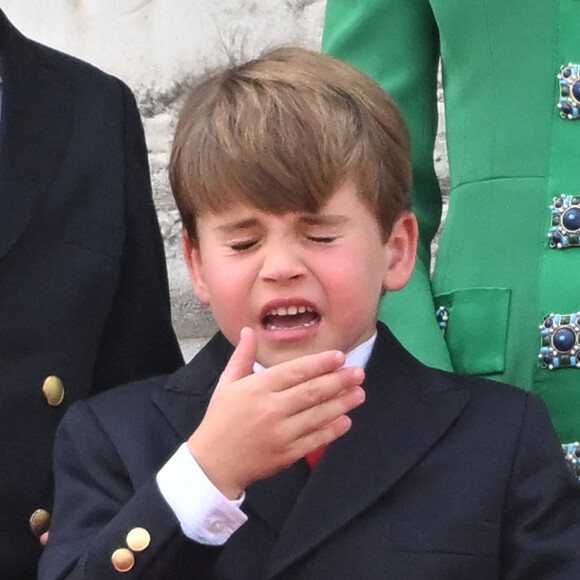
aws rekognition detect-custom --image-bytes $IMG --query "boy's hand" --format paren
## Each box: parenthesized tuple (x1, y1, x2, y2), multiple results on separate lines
(187, 328, 366, 499)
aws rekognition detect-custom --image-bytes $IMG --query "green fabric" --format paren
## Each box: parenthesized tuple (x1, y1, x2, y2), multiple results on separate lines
(323, 0, 580, 441)
(435, 288, 510, 376)
(379, 258, 453, 371)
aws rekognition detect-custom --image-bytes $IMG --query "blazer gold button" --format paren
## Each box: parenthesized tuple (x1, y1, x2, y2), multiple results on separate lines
(29, 508, 51, 537)
(126, 527, 151, 552)
(42, 375, 65, 406)
(111, 548, 135, 572)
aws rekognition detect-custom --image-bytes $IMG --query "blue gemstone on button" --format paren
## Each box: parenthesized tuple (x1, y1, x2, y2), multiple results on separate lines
(551, 233, 562, 245)
(562, 103, 573, 115)
(573, 81, 580, 101)
(544, 317, 554, 328)
(555, 198, 564, 208)
(543, 354, 553, 365)
(563, 68, 572, 78)
(553, 328, 576, 352)
(563, 208, 580, 231)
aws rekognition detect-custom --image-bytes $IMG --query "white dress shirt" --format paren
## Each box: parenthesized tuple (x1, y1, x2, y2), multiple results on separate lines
(157, 333, 377, 545)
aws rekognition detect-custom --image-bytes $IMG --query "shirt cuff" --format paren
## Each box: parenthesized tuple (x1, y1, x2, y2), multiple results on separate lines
(156, 442, 248, 545)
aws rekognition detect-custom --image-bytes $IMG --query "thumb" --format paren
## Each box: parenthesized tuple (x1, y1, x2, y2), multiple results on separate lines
(218, 327, 257, 387)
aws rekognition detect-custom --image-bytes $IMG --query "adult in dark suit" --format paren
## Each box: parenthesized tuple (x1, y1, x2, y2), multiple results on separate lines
(0, 9, 183, 578)
(40, 325, 580, 579)
(39, 46, 580, 579)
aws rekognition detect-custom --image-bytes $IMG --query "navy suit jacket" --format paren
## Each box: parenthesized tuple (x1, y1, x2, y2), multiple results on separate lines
(40, 323, 580, 579)
(0, 10, 183, 577)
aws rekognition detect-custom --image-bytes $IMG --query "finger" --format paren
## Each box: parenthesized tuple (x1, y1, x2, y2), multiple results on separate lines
(40, 531, 49, 547)
(282, 366, 365, 415)
(289, 384, 365, 439)
(293, 414, 355, 461)
(265, 350, 347, 393)
(217, 327, 257, 387)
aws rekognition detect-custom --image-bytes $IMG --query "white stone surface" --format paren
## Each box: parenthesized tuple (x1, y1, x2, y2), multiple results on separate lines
(3, 1, 326, 91)
(3, 0, 449, 343)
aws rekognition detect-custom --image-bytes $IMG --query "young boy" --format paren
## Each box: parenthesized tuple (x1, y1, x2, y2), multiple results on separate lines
(40, 47, 580, 579)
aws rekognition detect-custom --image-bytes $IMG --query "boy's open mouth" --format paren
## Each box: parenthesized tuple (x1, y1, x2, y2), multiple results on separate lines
(262, 305, 320, 330)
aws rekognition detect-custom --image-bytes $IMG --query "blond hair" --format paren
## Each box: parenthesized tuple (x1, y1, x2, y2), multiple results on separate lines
(170, 46, 411, 242)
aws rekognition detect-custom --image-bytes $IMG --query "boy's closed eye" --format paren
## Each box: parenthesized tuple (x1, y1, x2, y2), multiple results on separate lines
(228, 234, 338, 252)
(305, 234, 339, 244)
(229, 239, 259, 252)
(299, 214, 348, 245)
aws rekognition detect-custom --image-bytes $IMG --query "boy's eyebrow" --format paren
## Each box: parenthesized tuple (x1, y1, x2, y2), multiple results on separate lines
(215, 214, 349, 233)
(299, 214, 350, 226)
(216, 217, 260, 233)
(217, 213, 349, 234)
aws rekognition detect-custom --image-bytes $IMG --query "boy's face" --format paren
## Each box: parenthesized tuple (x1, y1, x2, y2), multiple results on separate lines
(184, 181, 417, 368)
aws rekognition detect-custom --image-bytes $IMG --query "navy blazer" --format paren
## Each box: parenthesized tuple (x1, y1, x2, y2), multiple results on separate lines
(0, 10, 183, 577)
(40, 322, 580, 579)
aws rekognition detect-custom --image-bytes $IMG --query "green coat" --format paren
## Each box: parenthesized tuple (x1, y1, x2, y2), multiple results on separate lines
(323, 0, 580, 442)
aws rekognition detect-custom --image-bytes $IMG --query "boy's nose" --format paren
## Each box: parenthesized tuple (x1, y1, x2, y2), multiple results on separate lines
(259, 244, 307, 283)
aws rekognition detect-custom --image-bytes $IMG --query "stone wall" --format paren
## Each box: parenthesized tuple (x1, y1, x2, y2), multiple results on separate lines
(3, 0, 448, 352)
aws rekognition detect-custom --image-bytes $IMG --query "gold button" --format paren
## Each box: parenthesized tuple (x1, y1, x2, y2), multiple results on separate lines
(29, 508, 51, 538)
(42, 375, 65, 406)
(111, 548, 135, 572)
(126, 527, 151, 552)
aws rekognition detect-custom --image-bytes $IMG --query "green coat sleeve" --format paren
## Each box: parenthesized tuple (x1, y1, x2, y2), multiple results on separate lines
(323, 0, 452, 370)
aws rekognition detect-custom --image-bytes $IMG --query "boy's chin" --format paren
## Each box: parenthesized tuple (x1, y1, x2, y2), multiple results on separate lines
(256, 343, 323, 368)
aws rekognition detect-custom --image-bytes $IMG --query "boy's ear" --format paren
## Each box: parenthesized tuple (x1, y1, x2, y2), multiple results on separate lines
(382, 211, 419, 292)
(182, 230, 211, 306)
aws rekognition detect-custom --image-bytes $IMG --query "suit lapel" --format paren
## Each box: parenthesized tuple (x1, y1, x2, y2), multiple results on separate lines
(0, 12, 73, 258)
(259, 324, 470, 578)
(151, 332, 234, 440)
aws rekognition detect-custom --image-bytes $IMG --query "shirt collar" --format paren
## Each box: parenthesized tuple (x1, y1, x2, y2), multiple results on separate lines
(252, 332, 377, 374)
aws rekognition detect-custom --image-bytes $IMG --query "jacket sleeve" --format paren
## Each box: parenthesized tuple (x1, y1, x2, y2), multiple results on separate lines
(91, 81, 184, 393)
(502, 392, 580, 579)
(322, 0, 452, 370)
(38, 401, 219, 579)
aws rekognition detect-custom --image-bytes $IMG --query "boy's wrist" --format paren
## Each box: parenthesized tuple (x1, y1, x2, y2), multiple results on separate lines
(187, 436, 245, 501)
(156, 442, 247, 544)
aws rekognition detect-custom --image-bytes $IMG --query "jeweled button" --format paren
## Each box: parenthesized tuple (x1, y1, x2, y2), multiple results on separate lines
(563, 207, 580, 231)
(553, 328, 576, 352)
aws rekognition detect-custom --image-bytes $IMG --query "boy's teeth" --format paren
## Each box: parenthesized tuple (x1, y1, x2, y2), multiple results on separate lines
(269, 306, 312, 316)
(266, 319, 317, 330)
